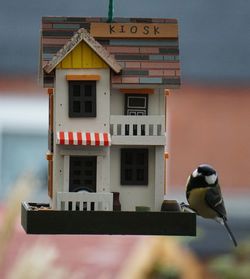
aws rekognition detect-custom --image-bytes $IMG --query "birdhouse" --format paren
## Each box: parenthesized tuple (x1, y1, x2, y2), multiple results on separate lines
(21, 16, 196, 235)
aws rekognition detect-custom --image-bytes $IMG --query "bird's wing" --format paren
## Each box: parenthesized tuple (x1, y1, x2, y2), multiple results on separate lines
(205, 186, 227, 219)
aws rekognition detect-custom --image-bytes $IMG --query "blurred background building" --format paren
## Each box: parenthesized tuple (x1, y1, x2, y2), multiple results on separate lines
(0, 0, 249, 278)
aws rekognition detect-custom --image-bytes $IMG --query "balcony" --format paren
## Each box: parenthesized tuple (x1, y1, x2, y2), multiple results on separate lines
(57, 192, 113, 211)
(110, 115, 166, 145)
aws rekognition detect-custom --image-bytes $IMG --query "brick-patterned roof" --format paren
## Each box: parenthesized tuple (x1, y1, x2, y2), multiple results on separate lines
(40, 17, 181, 88)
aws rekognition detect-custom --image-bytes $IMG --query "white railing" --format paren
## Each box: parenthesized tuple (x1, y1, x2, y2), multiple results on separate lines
(57, 192, 113, 211)
(110, 115, 165, 137)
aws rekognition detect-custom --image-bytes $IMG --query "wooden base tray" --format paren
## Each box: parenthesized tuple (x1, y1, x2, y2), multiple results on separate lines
(21, 202, 196, 236)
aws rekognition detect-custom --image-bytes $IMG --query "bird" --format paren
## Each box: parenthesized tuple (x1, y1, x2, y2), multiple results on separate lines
(182, 164, 237, 247)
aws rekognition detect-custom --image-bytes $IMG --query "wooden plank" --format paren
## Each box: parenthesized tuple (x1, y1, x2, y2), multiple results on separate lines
(66, 75, 101, 81)
(111, 136, 166, 146)
(154, 146, 165, 210)
(48, 161, 53, 198)
(61, 53, 72, 68)
(120, 88, 154, 94)
(21, 202, 196, 235)
(90, 23, 178, 39)
(82, 42, 93, 68)
(63, 156, 70, 193)
(72, 43, 82, 68)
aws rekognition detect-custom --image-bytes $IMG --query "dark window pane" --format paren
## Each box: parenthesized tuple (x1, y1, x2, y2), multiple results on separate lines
(136, 152, 145, 165)
(73, 101, 81, 113)
(85, 85, 92, 97)
(73, 179, 81, 185)
(128, 97, 146, 108)
(85, 160, 93, 167)
(84, 180, 93, 185)
(125, 152, 133, 165)
(85, 170, 93, 176)
(73, 85, 81, 96)
(136, 169, 144, 181)
(74, 160, 81, 167)
(74, 170, 81, 176)
(125, 169, 133, 181)
(85, 101, 92, 113)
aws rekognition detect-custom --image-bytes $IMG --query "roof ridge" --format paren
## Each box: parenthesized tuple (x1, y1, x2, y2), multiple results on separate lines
(43, 28, 122, 74)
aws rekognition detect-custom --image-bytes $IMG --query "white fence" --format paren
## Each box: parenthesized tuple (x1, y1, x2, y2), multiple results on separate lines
(110, 115, 165, 137)
(57, 192, 113, 211)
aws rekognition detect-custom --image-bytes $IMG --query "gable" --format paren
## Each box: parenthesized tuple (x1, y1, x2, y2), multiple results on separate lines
(57, 41, 108, 70)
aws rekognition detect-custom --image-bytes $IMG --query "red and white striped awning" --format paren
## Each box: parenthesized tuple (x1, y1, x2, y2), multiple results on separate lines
(56, 131, 111, 146)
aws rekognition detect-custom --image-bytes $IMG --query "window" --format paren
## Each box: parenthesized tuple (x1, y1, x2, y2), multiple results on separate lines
(121, 148, 148, 185)
(69, 156, 97, 192)
(68, 81, 96, 117)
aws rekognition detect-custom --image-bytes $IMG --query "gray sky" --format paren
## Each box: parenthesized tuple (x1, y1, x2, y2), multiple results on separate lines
(0, 0, 250, 82)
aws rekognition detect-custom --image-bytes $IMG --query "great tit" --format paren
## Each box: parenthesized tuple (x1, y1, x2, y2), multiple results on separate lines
(182, 164, 237, 247)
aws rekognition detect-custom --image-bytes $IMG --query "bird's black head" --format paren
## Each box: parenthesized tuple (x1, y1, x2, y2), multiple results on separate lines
(197, 164, 216, 176)
(188, 164, 218, 188)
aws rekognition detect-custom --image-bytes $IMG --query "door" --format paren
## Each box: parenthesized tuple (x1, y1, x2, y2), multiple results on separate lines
(125, 94, 148, 135)
(69, 156, 97, 192)
(125, 94, 148, 115)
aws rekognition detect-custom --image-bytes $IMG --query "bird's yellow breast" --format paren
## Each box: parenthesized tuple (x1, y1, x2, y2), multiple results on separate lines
(188, 188, 217, 219)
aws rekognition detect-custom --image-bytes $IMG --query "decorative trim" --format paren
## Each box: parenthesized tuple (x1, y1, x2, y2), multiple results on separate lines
(46, 152, 53, 161)
(43, 28, 122, 74)
(47, 88, 54, 95)
(56, 131, 111, 146)
(120, 88, 154, 94)
(66, 75, 100, 81)
(165, 89, 170, 96)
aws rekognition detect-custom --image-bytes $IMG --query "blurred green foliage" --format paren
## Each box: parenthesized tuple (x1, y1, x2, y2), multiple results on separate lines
(149, 263, 181, 279)
(209, 238, 250, 279)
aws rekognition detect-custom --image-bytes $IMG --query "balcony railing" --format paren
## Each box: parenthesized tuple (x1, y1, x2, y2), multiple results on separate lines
(57, 192, 113, 211)
(110, 115, 166, 145)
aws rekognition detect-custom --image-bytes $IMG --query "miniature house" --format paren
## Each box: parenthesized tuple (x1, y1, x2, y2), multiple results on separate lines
(41, 17, 181, 212)
(21, 17, 196, 235)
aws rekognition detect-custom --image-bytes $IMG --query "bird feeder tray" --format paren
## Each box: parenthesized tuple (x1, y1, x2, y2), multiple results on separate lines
(21, 202, 196, 236)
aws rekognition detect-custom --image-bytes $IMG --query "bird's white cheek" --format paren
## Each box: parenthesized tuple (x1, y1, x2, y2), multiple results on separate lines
(205, 174, 217, 184)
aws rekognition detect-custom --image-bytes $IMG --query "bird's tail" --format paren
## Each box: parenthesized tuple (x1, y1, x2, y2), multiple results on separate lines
(222, 218, 238, 247)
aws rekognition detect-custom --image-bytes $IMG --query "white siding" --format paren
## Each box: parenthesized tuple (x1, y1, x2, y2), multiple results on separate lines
(110, 88, 165, 116)
(52, 68, 110, 209)
(55, 69, 110, 132)
(110, 146, 156, 211)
